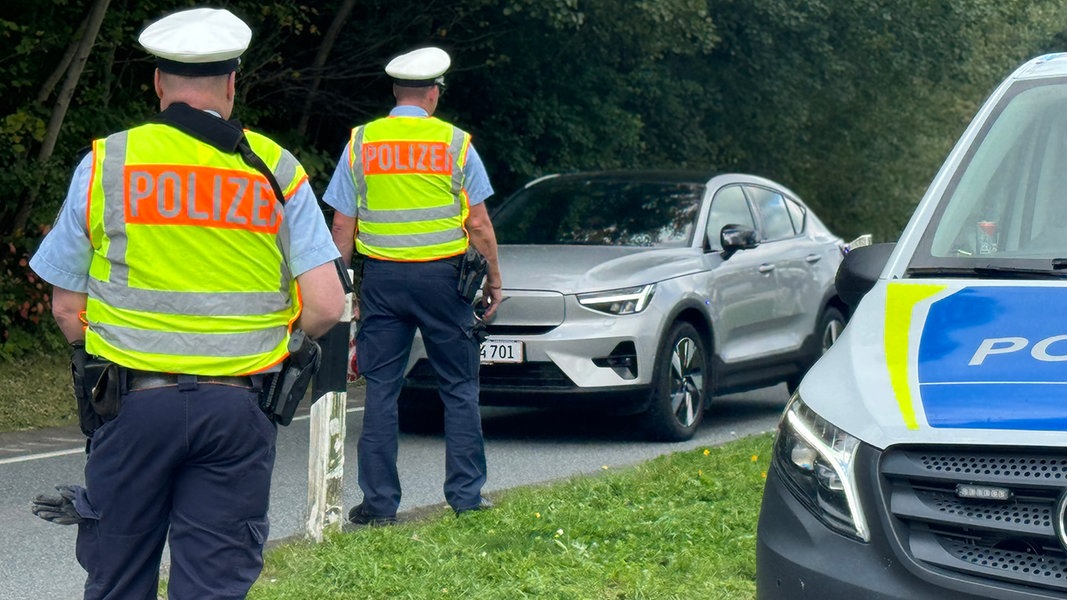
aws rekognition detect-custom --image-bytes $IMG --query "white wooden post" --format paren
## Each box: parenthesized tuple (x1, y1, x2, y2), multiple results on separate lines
(304, 269, 354, 541)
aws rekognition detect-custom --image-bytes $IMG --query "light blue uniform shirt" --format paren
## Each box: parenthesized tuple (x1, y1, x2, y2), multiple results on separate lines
(30, 151, 340, 293)
(322, 105, 494, 218)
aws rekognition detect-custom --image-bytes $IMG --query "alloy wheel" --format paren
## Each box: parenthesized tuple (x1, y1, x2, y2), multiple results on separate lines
(669, 336, 705, 428)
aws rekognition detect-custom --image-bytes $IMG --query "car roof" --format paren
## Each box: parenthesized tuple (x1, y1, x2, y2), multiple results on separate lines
(1012, 53, 1067, 81)
(521, 170, 718, 189)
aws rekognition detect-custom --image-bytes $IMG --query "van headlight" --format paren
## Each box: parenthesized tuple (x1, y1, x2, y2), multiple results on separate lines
(773, 395, 869, 542)
(577, 284, 655, 315)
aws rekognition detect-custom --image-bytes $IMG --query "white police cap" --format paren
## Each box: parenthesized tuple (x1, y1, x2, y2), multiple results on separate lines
(385, 47, 450, 87)
(138, 8, 251, 76)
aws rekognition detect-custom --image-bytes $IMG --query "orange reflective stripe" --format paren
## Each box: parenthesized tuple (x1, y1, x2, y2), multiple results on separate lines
(362, 141, 452, 175)
(123, 164, 281, 233)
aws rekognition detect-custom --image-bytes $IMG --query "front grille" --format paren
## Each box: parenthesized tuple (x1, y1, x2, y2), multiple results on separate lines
(881, 447, 1067, 594)
(405, 359, 576, 389)
(484, 324, 557, 336)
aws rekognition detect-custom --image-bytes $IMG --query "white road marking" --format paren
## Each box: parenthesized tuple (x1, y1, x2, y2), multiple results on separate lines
(0, 406, 364, 466)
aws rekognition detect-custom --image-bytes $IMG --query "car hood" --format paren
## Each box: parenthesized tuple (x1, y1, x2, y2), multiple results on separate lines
(498, 245, 705, 294)
(801, 280, 1067, 449)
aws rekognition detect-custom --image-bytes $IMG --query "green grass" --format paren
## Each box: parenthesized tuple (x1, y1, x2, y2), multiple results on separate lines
(3, 356, 772, 598)
(248, 434, 772, 600)
(0, 352, 77, 432)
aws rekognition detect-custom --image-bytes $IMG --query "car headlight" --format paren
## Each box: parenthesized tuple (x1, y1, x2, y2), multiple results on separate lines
(577, 284, 655, 315)
(773, 394, 870, 542)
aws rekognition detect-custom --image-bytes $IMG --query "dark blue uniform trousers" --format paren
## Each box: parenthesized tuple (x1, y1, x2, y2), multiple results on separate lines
(356, 257, 487, 516)
(72, 382, 276, 600)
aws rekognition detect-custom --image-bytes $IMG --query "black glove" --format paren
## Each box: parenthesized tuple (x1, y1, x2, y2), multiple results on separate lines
(472, 301, 495, 344)
(31, 485, 84, 525)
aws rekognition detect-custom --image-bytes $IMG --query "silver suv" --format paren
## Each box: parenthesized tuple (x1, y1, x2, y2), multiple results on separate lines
(400, 171, 848, 441)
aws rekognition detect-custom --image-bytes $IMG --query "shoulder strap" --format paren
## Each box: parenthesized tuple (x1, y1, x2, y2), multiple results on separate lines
(152, 103, 287, 204)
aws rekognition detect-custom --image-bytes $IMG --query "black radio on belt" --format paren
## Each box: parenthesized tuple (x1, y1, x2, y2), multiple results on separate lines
(260, 330, 322, 426)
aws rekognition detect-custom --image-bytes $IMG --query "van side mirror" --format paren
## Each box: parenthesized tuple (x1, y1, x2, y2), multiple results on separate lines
(836, 242, 895, 308)
(719, 224, 758, 257)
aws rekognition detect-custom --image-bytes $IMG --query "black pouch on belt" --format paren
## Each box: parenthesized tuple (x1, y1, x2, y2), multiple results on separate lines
(457, 245, 489, 304)
(69, 342, 118, 437)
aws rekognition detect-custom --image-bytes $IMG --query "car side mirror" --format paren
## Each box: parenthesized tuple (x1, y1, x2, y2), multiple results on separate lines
(719, 224, 758, 257)
(836, 242, 895, 309)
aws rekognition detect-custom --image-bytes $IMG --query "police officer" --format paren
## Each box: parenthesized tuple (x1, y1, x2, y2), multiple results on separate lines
(27, 7, 345, 599)
(324, 46, 502, 524)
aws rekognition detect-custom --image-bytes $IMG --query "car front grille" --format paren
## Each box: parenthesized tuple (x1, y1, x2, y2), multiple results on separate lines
(405, 359, 576, 389)
(880, 447, 1067, 594)
(483, 324, 557, 336)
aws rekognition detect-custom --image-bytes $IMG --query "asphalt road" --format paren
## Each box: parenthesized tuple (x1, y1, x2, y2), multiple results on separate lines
(0, 383, 787, 599)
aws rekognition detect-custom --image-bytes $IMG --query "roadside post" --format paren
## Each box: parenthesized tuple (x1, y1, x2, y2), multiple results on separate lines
(304, 269, 354, 541)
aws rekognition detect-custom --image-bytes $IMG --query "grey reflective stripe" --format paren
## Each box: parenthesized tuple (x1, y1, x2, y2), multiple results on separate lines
(358, 204, 460, 223)
(101, 132, 131, 287)
(352, 127, 368, 217)
(357, 228, 465, 248)
(259, 144, 296, 292)
(447, 126, 466, 199)
(93, 322, 286, 358)
(88, 279, 290, 316)
(273, 149, 300, 195)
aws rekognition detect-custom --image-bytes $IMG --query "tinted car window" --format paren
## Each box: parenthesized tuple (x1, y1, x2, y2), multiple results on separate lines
(746, 186, 796, 241)
(707, 185, 755, 250)
(492, 178, 705, 247)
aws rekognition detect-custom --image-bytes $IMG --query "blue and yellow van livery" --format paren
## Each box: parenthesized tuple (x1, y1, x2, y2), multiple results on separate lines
(758, 53, 1067, 600)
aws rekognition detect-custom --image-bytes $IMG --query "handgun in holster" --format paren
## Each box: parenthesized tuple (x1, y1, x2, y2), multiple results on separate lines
(260, 330, 322, 426)
(457, 245, 489, 304)
(70, 341, 120, 439)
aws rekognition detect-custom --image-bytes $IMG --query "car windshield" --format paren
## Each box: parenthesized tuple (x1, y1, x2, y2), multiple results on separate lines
(912, 77, 1067, 273)
(491, 177, 705, 247)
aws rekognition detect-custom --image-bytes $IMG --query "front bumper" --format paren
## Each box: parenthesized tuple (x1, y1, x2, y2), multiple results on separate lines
(758, 461, 940, 599)
(757, 444, 1067, 600)
(404, 292, 668, 398)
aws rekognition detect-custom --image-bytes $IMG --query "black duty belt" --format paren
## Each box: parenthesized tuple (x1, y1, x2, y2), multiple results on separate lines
(125, 370, 258, 392)
(364, 255, 462, 266)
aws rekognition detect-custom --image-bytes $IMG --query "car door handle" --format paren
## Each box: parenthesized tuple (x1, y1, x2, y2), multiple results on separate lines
(805, 253, 822, 264)
(758, 263, 775, 274)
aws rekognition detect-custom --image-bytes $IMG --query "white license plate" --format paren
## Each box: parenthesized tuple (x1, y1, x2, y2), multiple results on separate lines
(480, 339, 524, 364)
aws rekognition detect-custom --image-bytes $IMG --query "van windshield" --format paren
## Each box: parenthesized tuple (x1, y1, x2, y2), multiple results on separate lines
(913, 79, 1067, 268)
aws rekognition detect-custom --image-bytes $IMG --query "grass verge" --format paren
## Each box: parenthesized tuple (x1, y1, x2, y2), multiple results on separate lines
(0, 352, 77, 432)
(248, 433, 773, 600)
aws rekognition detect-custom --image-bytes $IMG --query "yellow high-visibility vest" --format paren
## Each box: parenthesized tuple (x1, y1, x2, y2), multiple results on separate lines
(347, 115, 471, 261)
(84, 123, 305, 375)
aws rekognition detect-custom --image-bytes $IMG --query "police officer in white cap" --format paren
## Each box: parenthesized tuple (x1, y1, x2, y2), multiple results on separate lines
(28, 7, 345, 598)
(324, 47, 502, 524)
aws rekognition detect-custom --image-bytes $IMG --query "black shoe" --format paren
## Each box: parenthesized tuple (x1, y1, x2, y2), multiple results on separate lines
(454, 498, 494, 516)
(348, 503, 397, 526)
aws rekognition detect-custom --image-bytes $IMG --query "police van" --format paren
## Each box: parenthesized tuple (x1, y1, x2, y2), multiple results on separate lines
(757, 54, 1067, 599)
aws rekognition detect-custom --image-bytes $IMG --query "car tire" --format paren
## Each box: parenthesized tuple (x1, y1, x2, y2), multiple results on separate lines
(643, 321, 708, 442)
(397, 388, 444, 434)
(787, 306, 846, 394)
(817, 306, 846, 354)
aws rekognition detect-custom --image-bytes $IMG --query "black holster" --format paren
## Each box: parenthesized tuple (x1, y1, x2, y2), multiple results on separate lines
(70, 342, 120, 437)
(260, 330, 322, 426)
(457, 245, 489, 304)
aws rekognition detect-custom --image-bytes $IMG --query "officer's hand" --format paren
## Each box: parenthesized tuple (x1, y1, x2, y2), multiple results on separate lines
(31, 485, 84, 525)
(480, 285, 505, 320)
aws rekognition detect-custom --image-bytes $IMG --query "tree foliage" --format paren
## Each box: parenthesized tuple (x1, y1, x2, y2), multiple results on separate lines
(1, 0, 1065, 356)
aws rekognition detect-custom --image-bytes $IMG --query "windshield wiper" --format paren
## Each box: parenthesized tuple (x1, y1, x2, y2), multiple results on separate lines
(906, 261, 1067, 280)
